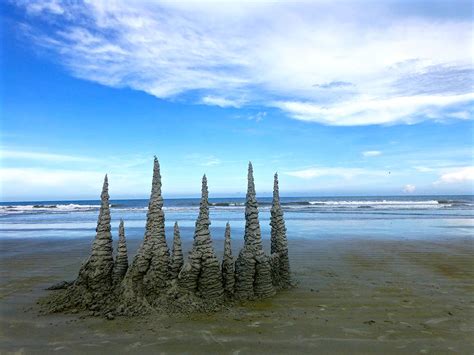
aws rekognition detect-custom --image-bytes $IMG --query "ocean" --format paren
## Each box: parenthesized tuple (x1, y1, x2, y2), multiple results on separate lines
(1, 195, 473, 242)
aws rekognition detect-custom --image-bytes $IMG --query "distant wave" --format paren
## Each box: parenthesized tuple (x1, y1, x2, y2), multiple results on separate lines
(307, 200, 440, 205)
(296, 200, 453, 209)
(281, 201, 312, 206)
(210, 202, 244, 207)
(0, 204, 100, 214)
(437, 199, 468, 205)
(1, 198, 470, 215)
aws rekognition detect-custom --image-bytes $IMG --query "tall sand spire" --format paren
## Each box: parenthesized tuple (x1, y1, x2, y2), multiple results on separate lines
(270, 173, 291, 289)
(221, 222, 235, 297)
(170, 222, 184, 279)
(122, 157, 169, 299)
(113, 219, 129, 285)
(178, 175, 223, 301)
(76, 174, 114, 292)
(234, 163, 275, 299)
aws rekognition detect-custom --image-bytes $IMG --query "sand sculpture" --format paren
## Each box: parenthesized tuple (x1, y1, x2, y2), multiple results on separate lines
(221, 222, 235, 298)
(121, 157, 169, 302)
(112, 219, 128, 285)
(177, 175, 224, 301)
(76, 175, 114, 294)
(43, 158, 291, 317)
(234, 163, 275, 300)
(169, 222, 184, 279)
(270, 173, 291, 289)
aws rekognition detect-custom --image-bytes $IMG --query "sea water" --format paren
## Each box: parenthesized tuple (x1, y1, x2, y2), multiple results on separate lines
(1, 196, 473, 242)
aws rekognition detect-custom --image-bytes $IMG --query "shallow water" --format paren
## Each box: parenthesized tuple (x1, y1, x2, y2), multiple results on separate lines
(0, 195, 472, 242)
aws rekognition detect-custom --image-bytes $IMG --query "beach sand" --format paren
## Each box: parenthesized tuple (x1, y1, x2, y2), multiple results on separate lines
(1, 237, 473, 354)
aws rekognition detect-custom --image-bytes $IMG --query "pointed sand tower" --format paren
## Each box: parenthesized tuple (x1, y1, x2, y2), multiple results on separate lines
(170, 222, 184, 279)
(178, 175, 224, 301)
(270, 173, 291, 289)
(76, 175, 114, 293)
(221, 222, 235, 297)
(122, 157, 170, 300)
(234, 163, 275, 299)
(113, 219, 129, 285)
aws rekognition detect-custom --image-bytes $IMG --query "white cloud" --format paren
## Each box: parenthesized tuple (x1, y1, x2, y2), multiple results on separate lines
(248, 111, 267, 122)
(403, 184, 416, 193)
(0, 166, 160, 200)
(363, 150, 382, 157)
(274, 93, 474, 126)
(201, 96, 243, 108)
(435, 166, 474, 184)
(13, 1, 474, 125)
(184, 154, 221, 167)
(201, 158, 221, 167)
(285, 167, 385, 180)
(0, 149, 96, 163)
(17, 0, 64, 15)
(0, 167, 104, 200)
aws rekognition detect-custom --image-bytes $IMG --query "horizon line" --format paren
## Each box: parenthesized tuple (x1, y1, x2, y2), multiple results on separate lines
(1, 193, 473, 204)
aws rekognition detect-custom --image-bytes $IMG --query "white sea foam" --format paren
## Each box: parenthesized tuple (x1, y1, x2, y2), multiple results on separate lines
(0, 199, 463, 215)
(308, 200, 440, 205)
(302, 200, 448, 209)
(0, 204, 100, 214)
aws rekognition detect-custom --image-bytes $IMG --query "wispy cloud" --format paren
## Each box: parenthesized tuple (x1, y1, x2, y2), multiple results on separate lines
(403, 184, 416, 193)
(313, 81, 354, 89)
(184, 153, 221, 167)
(0, 167, 104, 200)
(201, 158, 221, 167)
(362, 150, 382, 157)
(201, 96, 243, 108)
(414, 166, 435, 173)
(0, 149, 96, 163)
(248, 111, 267, 122)
(12, 0, 473, 126)
(17, 0, 64, 15)
(274, 93, 474, 126)
(285, 167, 386, 180)
(435, 166, 474, 184)
(0, 166, 154, 200)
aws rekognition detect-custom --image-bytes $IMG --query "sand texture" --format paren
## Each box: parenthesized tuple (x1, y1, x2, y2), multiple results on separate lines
(1, 236, 473, 354)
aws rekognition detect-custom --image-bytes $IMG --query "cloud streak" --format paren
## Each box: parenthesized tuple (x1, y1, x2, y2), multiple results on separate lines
(12, 0, 474, 125)
(1, 149, 96, 163)
(435, 167, 474, 184)
(274, 93, 474, 126)
(363, 150, 382, 157)
(285, 167, 386, 180)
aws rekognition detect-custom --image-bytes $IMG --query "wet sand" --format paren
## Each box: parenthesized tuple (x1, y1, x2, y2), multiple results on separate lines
(1, 237, 473, 354)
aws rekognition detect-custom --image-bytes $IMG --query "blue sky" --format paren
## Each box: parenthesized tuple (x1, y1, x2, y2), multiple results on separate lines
(1, 0, 473, 201)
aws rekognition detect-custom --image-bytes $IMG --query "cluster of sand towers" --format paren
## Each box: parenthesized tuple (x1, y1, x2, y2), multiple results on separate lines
(45, 157, 290, 316)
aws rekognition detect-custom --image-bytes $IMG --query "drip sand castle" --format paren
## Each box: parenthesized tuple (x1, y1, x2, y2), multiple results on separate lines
(42, 157, 291, 317)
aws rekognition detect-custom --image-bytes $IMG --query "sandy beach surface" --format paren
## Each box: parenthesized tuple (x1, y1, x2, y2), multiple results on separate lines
(1, 236, 473, 354)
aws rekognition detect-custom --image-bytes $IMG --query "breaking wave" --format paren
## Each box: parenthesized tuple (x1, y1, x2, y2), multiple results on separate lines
(1, 197, 471, 215)
(0, 204, 100, 214)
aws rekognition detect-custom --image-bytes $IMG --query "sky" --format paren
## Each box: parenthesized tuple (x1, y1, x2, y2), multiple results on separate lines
(0, 0, 473, 201)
